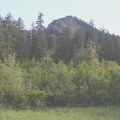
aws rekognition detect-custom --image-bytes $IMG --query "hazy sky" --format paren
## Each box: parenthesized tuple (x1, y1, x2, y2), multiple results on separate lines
(0, 0, 120, 35)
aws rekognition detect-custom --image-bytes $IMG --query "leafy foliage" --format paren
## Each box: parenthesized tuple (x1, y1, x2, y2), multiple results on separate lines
(0, 13, 120, 108)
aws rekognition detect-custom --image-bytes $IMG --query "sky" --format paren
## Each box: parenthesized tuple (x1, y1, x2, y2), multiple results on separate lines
(0, 0, 120, 35)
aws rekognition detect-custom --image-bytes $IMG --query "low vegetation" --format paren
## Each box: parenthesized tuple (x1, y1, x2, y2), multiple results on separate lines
(0, 106, 120, 120)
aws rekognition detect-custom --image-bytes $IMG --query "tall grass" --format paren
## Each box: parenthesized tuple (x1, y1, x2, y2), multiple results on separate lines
(0, 106, 120, 120)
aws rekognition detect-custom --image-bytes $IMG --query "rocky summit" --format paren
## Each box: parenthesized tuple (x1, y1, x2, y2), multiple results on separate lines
(47, 16, 88, 35)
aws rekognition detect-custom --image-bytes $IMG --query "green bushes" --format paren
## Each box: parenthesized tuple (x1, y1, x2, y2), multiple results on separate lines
(0, 54, 120, 108)
(0, 54, 25, 108)
(26, 90, 46, 108)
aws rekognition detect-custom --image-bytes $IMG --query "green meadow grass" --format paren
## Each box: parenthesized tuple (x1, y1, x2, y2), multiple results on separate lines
(0, 106, 120, 120)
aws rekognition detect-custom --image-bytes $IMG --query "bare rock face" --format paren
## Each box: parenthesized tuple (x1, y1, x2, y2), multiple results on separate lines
(47, 16, 87, 35)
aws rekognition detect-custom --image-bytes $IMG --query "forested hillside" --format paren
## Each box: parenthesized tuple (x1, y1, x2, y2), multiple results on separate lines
(0, 13, 120, 108)
(0, 13, 120, 63)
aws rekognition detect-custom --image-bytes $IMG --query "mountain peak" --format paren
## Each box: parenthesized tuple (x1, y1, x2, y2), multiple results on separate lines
(47, 16, 87, 35)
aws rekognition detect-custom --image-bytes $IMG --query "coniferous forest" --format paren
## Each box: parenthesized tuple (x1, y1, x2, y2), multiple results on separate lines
(0, 13, 120, 109)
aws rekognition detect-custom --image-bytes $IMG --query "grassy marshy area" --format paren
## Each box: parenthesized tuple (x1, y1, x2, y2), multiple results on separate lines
(0, 106, 120, 120)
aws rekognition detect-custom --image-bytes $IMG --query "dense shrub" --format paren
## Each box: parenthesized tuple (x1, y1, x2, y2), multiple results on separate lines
(0, 54, 120, 108)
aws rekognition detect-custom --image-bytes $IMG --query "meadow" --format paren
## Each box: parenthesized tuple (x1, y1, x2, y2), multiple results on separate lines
(0, 106, 120, 120)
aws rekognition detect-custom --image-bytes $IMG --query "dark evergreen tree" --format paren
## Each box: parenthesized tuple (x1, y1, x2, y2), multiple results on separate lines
(13, 30, 31, 60)
(30, 13, 47, 60)
(84, 20, 97, 46)
(16, 17, 25, 30)
(1, 13, 15, 57)
(56, 28, 73, 63)
(36, 12, 44, 31)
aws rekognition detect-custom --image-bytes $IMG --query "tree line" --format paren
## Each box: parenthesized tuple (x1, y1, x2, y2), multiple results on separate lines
(0, 13, 120, 108)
